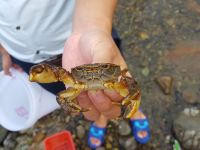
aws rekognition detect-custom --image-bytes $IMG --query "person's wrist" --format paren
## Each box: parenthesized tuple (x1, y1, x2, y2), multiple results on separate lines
(72, 18, 112, 35)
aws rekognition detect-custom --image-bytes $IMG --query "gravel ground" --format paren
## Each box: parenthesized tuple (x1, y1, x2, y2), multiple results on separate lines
(1, 0, 200, 150)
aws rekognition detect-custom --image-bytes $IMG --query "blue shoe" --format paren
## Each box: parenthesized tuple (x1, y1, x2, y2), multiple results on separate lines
(130, 118, 151, 144)
(88, 123, 106, 149)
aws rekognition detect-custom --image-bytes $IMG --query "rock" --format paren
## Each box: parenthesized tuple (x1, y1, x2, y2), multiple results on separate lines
(105, 142, 113, 149)
(29, 142, 44, 150)
(0, 147, 4, 150)
(139, 32, 149, 40)
(190, 108, 200, 117)
(96, 147, 106, 150)
(165, 135, 171, 144)
(118, 120, 131, 136)
(15, 144, 29, 150)
(183, 108, 190, 116)
(141, 67, 150, 77)
(155, 76, 173, 94)
(65, 116, 71, 123)
(3, 133, 17, 149)
(183, 108, 199, 117)
(16, 135, 33, 146)
(119, 137, 137, 150)
(182, 88, 198, 104)
(107, 135, 113, 142)
(76, 125, 85, 139)
(0, 125, 8, 143)
(166, 18, 176, 28)
(173, 109, 200, 150)
(33, 131, 46, 143)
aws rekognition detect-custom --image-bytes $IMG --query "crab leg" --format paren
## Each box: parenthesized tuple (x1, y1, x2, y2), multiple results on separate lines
(104, 73, 141, 119)
(56, 87, 90, 113)
(104, 81, 129, 97)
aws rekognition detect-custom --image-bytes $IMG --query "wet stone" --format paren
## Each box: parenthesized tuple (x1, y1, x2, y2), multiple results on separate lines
(29, 142, 44, 150)
(155, 76, 173, 95)
(141, 67, 150, 77)
(118, 120, 131, 136)
(139, 32, 149, 40)
(165, 135, 171, 144)
(33, 131, 46, 143)
(105, 142, 113, 149)
(65, 116, 71, 123)
(16, 135, 33, 146)
(173, 109, 200, 150)
(119, 137, 137, 150)
(182, 88, 198, 104)
(3, 133, 18, 149)
(107, 135, 114, 142)
(76, 125, 85, 139)
(183, 108, 199, 117)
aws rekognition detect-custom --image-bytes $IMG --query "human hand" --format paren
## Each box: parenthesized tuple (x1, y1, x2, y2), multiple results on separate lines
(62, 29, 128, 121)
(0, 46, 23, 75)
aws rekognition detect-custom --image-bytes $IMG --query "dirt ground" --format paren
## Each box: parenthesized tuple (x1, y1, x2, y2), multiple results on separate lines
(114, 0, 200, 149)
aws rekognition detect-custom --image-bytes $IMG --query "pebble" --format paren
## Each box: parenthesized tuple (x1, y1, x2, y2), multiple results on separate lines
(141, 67, 150, 76)
(15, 144, 30, 150)
(65, 116, 71, 123)
(173, 109, 200, 150)
(118, 120, 131, 136)
(33, 131, 46, 143)
(183, 108, 199, 117)
(107, 135, 114, 142)
(139, 32, 149, 40)
(119, 137, 137, 150)
(3, 133, 17, 149)
(190, 108, 199, 116)
(182, 88, 198, 104)
(106, 142, 113, 149)
(165, 135, 171, 144)
(0, 125, 8, 143)
(96, 147, 106, 150)
(155, 76, 173, 94)
(76, 125, 85, 139)
(16, 135, 33, 145)
(183, 108, 190, 116)
(29, 142, 44, 150)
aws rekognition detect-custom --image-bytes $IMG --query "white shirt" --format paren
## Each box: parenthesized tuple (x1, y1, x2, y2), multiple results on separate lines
(0, 0, 75, 63)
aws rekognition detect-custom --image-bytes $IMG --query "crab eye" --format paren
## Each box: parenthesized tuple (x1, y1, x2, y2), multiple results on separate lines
(34, 66, 44, 73)
(75, 67, 84, 71)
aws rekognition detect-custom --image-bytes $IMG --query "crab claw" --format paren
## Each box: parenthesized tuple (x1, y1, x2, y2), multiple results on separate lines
(29, 63, 58, 83)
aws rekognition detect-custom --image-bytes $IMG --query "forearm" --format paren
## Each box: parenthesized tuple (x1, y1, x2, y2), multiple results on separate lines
(73, 0, 117, 34)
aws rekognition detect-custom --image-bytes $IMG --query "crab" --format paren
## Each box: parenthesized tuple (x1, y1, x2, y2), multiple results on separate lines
(29, 63, 141, 119)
